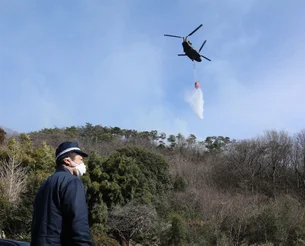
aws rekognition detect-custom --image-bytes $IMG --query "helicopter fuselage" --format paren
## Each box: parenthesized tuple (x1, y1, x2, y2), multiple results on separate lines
(164, 24, 210, 63)
(182, 40, 202, 62)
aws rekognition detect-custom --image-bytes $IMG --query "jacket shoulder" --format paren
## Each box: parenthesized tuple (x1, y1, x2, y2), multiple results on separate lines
(45, 168, 81, 192)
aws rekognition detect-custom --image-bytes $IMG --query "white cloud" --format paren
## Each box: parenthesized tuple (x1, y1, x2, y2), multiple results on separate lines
(17, 73, 68, 132)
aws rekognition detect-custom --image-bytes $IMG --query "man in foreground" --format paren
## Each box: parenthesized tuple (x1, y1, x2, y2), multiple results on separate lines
(30, 141, 93, 245)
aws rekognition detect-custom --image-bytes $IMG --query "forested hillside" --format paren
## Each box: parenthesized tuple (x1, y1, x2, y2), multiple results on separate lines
(1, 123, 305, 246)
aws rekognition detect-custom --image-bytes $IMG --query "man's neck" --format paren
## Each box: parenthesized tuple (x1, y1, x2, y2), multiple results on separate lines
(63, 165, 79, 176)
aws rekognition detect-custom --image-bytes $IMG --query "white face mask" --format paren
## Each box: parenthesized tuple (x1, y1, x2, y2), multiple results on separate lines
(70, 160, 87, 176)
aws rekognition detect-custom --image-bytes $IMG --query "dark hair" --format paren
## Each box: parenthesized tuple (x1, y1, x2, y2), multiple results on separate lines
(56, 151, 78, 166)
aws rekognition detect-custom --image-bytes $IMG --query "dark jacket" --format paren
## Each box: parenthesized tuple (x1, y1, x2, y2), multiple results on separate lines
(30, 166, 93, 246)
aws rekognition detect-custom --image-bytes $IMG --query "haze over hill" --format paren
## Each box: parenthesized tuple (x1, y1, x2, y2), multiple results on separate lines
(0, 125, 18, 136)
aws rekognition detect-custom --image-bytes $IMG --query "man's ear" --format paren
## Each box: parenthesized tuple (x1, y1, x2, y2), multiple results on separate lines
(63, 158, 71, 166)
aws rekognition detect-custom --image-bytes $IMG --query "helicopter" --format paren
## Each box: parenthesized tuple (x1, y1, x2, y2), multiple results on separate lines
(164, 24, 211, 63)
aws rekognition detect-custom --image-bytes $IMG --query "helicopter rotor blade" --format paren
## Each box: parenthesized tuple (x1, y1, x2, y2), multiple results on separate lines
(187, 24, 203, 37)
(201, 55, 211, 61)
(199, 40, 206, 52)
(164, 34, 183, 38)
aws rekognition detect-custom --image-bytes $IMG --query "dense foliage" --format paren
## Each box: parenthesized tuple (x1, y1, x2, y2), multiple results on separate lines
(1, 123, 305, 245)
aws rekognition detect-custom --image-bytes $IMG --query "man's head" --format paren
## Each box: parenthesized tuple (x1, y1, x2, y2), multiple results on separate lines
(55, 141, 88, 176)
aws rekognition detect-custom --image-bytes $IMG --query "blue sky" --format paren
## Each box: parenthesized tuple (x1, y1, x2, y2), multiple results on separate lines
(1, 0, 305, 141)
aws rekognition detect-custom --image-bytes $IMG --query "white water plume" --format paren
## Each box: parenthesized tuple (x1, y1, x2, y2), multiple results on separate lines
(185, 87, 204, 119)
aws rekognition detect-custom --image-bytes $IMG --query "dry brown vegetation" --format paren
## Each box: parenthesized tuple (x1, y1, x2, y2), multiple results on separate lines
(1, 124, 305, 245)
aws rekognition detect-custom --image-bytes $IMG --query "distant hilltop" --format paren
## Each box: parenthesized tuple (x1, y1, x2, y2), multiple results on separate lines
(0, 125, 19, 136)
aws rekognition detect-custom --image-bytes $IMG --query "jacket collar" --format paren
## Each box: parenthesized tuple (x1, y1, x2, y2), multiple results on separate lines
(55, 165, 72, 174)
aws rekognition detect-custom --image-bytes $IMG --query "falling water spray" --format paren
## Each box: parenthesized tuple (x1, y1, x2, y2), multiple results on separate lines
(185, 62, 204, 119)
(185, 85, 204, 119)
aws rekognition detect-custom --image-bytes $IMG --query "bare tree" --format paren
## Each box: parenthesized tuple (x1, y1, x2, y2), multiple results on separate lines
(290, 129, 305, 196)
(108, 202, 158, 246)
(261, 130, 292, 199)
(0, 154, 28, 204)
(223, 138, 268, 194)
